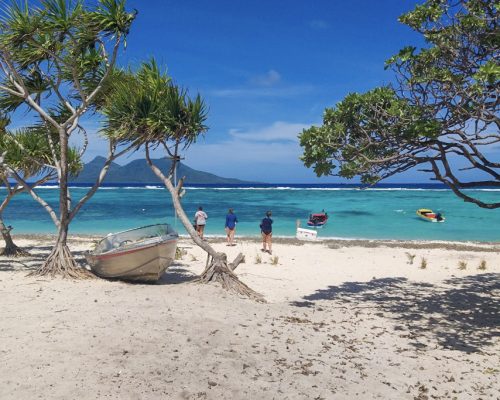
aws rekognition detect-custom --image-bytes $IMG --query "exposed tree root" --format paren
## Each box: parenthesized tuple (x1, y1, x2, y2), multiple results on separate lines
(1, 226, 29, 257)
(197, 253, 265, 302)
(0, 244, 30, 257)
(29, 243, 93, 279)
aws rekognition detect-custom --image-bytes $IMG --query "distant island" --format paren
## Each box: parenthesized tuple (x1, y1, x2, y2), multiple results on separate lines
(69, 156, 256, 184)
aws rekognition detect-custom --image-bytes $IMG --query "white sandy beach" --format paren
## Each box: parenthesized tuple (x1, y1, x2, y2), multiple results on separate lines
(1, 235, 499, 399)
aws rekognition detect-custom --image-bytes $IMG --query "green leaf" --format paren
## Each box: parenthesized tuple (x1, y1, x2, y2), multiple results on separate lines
(475, 60, 500, 85)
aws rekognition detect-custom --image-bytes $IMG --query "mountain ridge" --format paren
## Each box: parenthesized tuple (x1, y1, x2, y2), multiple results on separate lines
(69, 156, 256, 184)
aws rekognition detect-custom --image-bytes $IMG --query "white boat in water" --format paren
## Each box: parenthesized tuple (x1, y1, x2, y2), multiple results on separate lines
(86, 224, 178, 282)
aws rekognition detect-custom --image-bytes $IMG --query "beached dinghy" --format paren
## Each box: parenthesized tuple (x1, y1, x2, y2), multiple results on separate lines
(86, 224, 178, 282)
(416, 209, 445, 223)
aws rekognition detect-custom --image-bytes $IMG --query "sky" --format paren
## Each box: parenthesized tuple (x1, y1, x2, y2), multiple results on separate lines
(81, 0, 442, 183)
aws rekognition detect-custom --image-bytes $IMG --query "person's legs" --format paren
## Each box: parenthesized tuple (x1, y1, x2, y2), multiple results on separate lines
(225, 227, 230, 244)
(229, 228, 235, 245)
(261, 232, 267, 251)
(198, 224, 205, 239)
(267, 233, 272, 254)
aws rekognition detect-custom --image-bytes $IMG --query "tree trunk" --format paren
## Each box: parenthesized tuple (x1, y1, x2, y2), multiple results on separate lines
(29, 222, 91, 279)
(145, 151, 263, 301)
(0, 217, 29, 257)
(168, 180, 263, 301)
(30, 127, 91, 279)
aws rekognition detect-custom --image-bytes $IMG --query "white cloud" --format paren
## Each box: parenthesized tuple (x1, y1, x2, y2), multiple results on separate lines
(184, 139, 303, 182)
(229, 121, 309, 143)
(74, 120, 325, 182)
(181, 121, 317, 181)
(249, 69, 281, 86)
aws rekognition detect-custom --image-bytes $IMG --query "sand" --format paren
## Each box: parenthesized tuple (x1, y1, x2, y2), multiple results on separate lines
(1, 235, 499, 399)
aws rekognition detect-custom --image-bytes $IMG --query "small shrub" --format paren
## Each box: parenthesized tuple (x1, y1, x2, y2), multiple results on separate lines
(420, 257, 427, 269)
(478, 260, 487, 270)
(255, 253, 262, 264)
(271, 255, 279, 265)
(458, 260, 467, 270)
(406, 252, 416, 265)
(175, 247, 187, 260)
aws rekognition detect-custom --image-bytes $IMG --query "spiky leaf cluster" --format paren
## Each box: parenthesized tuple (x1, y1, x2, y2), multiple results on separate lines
(103, 60, 208, 150)
(0, 121, 82, 180)
(0, 0, 135, 116)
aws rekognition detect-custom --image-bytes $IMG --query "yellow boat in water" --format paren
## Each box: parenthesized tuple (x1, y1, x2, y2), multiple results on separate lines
(416, 209, 445, 223)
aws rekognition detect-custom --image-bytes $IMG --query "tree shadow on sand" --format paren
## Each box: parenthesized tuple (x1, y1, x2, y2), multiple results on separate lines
(156, 263, 198, 285)
(0, 258, 41, 272)
(292, 273, 500, 353)
(0, 248, 91, 273)
(19, 245, 55, 253)
(1, 249, 198, 286)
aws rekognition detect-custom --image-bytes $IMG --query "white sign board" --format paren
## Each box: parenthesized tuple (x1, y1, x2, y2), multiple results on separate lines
(296, 227, 317, 241)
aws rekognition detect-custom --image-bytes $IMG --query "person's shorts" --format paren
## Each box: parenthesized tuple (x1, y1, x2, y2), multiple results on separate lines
(262, 231, 272, 236)
(226, 227, 235, 231)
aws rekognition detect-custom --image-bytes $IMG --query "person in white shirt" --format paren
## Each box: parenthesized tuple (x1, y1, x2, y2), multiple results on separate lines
(194, 206, 208, 239)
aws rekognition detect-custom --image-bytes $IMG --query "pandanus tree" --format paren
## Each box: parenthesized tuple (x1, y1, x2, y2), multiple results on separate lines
(0, 124, 82, 256)
(300, 0, 499, 208)
(103, 61, 263, 300)
(0, 0, 136, 277)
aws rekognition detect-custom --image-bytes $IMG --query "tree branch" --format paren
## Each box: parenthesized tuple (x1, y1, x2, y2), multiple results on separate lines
(145, 143, 218, 257)
(4, 167, 60, 226)
(68, 141, 137, 222)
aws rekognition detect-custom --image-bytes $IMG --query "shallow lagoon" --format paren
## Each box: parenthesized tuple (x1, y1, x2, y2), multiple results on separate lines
(5, 184, 500, 242)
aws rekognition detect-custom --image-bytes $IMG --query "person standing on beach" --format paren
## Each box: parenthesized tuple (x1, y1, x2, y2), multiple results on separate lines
(260, 210, 273, 254)
(225, 208, 238, 246)
(194, 206, 208, 240)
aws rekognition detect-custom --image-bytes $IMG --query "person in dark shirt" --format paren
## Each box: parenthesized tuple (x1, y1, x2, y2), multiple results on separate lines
(260, 210, 273, 254)
(225, 208, 238, 246)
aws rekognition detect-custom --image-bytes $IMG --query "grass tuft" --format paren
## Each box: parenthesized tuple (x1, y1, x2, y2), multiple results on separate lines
(255, 253, 262, 264)
(406, 252, 416, 265)
(420, 257, 427, 269)
(175, 247, 187, 260)
(458, 260, 467, 270)
(271, 255, 279, 265)
(478, 259, 487, 270)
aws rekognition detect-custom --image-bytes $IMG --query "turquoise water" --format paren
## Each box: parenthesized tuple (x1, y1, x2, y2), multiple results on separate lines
(4, 185, 500, 242)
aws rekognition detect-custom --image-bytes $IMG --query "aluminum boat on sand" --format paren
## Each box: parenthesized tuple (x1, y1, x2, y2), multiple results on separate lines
(86, 224, 178, 282)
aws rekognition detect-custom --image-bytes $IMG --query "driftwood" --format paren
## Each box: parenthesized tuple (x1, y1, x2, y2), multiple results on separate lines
(229, 253, 245, 271)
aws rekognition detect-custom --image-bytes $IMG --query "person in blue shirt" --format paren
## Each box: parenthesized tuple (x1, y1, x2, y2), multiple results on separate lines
(225, 208, 238, 246)
(260, 210, 273, 254)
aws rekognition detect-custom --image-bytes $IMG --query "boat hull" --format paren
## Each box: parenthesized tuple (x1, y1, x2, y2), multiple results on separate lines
(307, 213, 328, 227)
(86, 224, 178, 282)
(87, 238, 177, 281)
(416, 209, 445, 223)
(307, 222, 327, 227)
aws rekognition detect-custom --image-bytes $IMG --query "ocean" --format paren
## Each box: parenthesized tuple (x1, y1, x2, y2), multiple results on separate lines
(4, 183, 499, 242)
